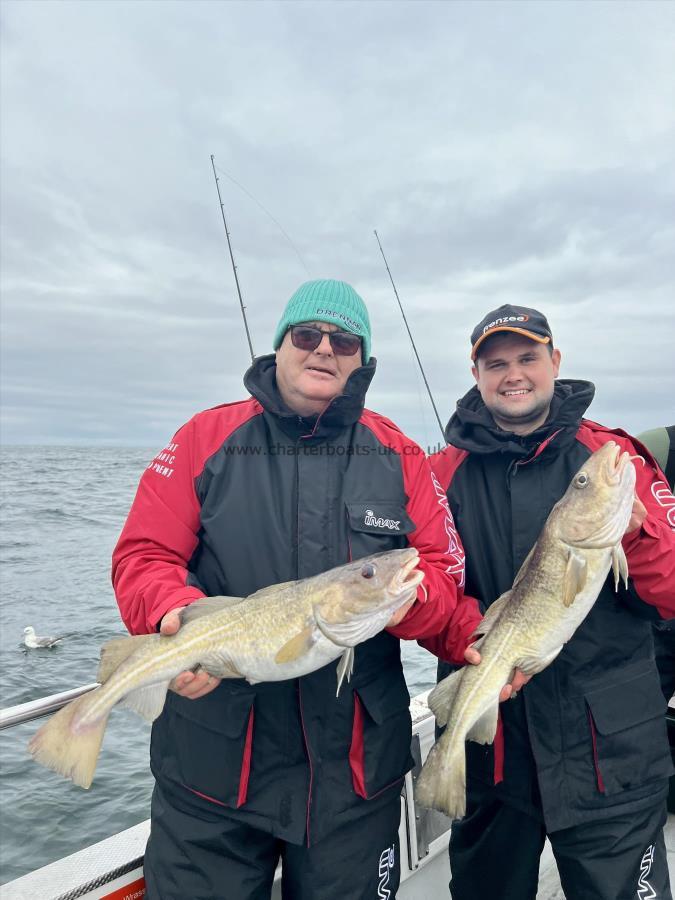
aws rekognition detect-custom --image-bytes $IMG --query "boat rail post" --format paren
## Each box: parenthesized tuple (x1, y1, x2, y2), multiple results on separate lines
(0, 683, 99, 730)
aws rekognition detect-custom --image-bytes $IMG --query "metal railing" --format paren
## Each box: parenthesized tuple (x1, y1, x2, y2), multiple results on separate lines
(0, 683, 99, 730)
(3, 683, 673, 732)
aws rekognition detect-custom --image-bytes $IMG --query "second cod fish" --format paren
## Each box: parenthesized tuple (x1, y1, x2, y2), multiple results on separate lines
(29, 547, 423, 789)
(416, 441, 636, 819)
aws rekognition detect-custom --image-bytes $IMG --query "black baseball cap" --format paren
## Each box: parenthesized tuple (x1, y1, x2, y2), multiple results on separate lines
(470, 304, 553, 361)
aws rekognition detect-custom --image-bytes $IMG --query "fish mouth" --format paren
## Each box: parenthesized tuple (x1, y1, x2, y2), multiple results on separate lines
(397, 550, 424, 592)
(569, 442, 636, 549)
(604, 442, 633, 487)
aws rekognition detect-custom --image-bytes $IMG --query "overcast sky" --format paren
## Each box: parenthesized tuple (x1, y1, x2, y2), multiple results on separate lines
(2, 0, 674, 450)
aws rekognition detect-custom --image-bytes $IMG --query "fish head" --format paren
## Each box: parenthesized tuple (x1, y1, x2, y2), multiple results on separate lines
(553, 441, 636, 549)
(310, 547, 424, 647)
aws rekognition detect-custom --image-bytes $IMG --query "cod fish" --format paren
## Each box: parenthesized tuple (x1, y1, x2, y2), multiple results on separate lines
(29, 548, 423, 789)
(416, 441, 636, 819)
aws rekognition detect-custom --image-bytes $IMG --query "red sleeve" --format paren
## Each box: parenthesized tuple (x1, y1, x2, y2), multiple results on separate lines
(417, 592, 483, 665)
(112, 419, 207, 634)
(620, 440, 675, 619)
(396, 442, 479, 661)
(112, 402, 260, 635)
(579, 423, 675, 619)
(382, 439, 479, 658)
(429, 444, 469, 493)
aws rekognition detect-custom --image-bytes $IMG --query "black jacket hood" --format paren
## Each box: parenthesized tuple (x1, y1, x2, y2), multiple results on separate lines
(444, 379, 596, 458)
(243, 353, 377, 440)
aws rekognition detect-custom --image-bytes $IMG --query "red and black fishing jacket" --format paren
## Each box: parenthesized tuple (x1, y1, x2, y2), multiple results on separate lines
(112, 355, 475, 845)
(430, 379, 675, 831)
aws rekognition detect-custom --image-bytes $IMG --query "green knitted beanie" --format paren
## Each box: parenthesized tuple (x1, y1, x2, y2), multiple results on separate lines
(273, 279, 371, 363)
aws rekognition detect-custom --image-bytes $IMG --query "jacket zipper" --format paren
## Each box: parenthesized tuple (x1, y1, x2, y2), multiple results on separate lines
(294, 443, 314, 845)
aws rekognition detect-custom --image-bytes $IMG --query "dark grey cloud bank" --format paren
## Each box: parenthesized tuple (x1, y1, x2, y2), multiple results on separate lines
(1, 0, 674, 449)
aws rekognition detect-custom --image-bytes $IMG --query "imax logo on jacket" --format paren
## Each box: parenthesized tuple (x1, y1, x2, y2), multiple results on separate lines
(365, 509, 401, 531)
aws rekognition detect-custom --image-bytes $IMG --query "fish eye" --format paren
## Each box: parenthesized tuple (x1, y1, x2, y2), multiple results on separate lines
(575, 473, 589, 488)
(360, 563, 376, 579)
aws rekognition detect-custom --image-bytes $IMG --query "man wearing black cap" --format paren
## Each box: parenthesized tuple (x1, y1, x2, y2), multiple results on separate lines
(431, 305, 675, 900)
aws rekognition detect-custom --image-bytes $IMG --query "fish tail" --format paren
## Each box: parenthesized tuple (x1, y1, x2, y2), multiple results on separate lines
(427, 667, 463, 727)
(28, 692, 109, 789)
(415, 730, 467, 820)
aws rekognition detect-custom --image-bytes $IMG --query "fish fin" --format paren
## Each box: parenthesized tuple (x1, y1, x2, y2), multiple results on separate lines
(470, 590, 512, 639)
(416, 730, 466, 819)
(514, 645, 563, 676)
(275, 625, 317, 664)
(611, 544, 629, 591)
(336, 648, 355, 696)
(244, 581, 297, 605)
(427, 668, 464, 727)
(28, 692, 109, 789)
(466, 701, 499, 745)
(120, 681, 171, 722)
(98, 634, 157, 683)
(562, 549, 587, 608)
(181, 596, 246, 625)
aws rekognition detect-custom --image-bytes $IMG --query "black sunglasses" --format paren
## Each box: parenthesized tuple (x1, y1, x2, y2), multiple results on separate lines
(289, 325, 362, 357)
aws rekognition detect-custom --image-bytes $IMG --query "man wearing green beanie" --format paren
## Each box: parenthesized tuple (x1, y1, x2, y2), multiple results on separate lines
(273, 278, 373, 363)
(113, 278, 480, 899)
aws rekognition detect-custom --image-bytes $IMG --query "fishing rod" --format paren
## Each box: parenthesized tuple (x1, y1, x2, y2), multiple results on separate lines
(210, 154, 255, 363)
(373, 230, 446, 444)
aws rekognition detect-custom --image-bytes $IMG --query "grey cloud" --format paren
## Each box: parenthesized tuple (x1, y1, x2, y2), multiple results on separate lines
(2, 0, 674, 445)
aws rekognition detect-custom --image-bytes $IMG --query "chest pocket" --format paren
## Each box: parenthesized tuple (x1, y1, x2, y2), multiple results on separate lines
(345, 501, 415, 558)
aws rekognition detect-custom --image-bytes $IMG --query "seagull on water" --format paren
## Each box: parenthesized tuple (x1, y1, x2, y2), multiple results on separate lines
(23, 626, 64, 649)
